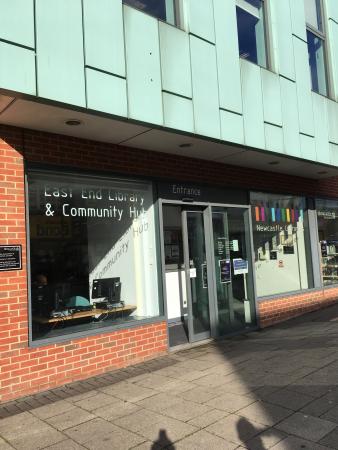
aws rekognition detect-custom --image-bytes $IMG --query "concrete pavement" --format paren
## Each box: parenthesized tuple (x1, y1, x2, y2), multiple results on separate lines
(2, 304, 338, 449)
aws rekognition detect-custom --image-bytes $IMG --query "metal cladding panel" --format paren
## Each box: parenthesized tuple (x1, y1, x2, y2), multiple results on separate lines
(327, 0, 338, 21)
(330, 143, 338, 166)
(289, 0, 307, 42)
(293, 37, 315, 137)
(187, 0, 215, 43)
(190, 36, 220, 139)
(261, 69, 282, 126)
(83, 0, 125, 76)
(300, 134, 317, 161)
(0, 42, 35, 95)
(271, 0, 295, 81)
(220, 110, 244, 145)
(280, 77, 300, 157)
(86, 68, 127, 117)
(0, 0, 34, 48)
(328, 20, 338, 101)
(241, 60, 265, 149)
(124, 6, 163, 125)
(163, 92, 194, 133)
(35, 0, 86, 107)
(159, 23, 192, 98)
(313, 92, 330, 164)
(214, 0, 242, 114)
(265, 123, 284, 153)
(327, 99, 338, 145)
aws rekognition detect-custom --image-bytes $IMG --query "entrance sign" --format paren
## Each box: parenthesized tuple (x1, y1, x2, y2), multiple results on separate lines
(0, 245, 22, 271)
(233, 258, 248, 275)
(219, 259, 231, 284)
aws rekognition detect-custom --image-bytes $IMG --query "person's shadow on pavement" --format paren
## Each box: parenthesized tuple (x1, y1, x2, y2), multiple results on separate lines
(151, 429, 176, 449)
(237, 417, 266, 450)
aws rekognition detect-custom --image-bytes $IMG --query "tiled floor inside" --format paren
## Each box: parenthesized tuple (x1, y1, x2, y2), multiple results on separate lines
(2, 304, 338, 449)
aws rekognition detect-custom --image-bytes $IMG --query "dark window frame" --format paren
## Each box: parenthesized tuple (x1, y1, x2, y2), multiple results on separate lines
(123, 0, 180, 27)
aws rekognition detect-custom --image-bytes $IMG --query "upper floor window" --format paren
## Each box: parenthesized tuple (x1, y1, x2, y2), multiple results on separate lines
(304, 0, 328, 96)
(236, 0, 268, 68)
(123, 0, 177, 25)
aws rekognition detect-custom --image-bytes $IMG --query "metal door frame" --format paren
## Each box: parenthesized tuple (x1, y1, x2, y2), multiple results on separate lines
(159, 200, 258, 344)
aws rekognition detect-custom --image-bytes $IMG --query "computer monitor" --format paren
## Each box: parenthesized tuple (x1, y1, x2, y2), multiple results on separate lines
(91, 277, 121, 304)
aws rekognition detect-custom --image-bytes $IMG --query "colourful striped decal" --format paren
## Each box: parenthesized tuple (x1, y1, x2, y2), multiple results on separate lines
(286, 208, 290, 222)
(260, 207, 265, 222)
(255, 206, 260, 222)
(254, 206, 303, 223)
(271, 207, 276, 222)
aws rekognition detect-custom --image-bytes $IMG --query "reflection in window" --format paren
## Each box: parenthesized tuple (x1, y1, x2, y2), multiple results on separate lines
(251, 192, 313, 297)
(28, 171, 161, 341)
(305, 0, 328, 96)
(123, 0, 176, 25)
(316, 199, 338, 286)
(236, 0, 267, 67)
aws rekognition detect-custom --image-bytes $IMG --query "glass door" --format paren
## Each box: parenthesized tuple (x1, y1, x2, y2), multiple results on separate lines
(211, 207, 256, 334)
(182, 210, 212, 342)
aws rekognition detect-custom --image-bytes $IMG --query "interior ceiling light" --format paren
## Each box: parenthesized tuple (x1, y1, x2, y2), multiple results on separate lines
(179, 143, 192, 148)
(268, 161, 280, 165)
(317, 170, 328, 175)
(65, 119, 82, 126)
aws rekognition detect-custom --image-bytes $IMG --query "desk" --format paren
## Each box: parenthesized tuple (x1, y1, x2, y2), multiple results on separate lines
(33, 305, 136, 324)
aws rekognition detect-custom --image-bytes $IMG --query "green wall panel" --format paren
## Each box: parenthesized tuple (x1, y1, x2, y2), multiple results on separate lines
(83, 0, 125, 76)
(0, 0, 34, 48)
(86, 68, 127, 117)
(190, 36, 220, 139)
(330, 143, 338, 166)
(159, 23, 192, 98)
(187, 0, 215, 43)
(124, 6, 163, 125)
(0, 42, 35, 95)
(313, 93, 330, 164)
(327, 99, 338, 145)
(214, 0, 242, 114)
(293, 37, 314, 136)
(261, 69, 282, 126)
(300, 134, 317, 161)
(328, 20, 338, 101)
(280, 77, 300, 157)
(289, 0, 307, 42)
(271, 0, 295, 81)
(220, 110, 244, 145)
(326, 0, 338, 22)
(35, 0, 86, 107)
(241, 60, 265, 149)
(265, 124, 284, 153)
(163, 92, 194, 133)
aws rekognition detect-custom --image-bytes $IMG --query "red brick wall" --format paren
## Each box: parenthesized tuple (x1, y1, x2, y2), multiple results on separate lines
(259, 287, 338, 328)
(1, 123, 338, 402)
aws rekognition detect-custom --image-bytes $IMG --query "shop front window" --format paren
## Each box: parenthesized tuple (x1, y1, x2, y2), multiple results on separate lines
(28, 170, 162, 342)
(251, 192, 313, 297)
(316, 199, 338, 286)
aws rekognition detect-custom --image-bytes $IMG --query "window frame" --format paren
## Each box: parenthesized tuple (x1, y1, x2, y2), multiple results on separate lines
(122, 0, 180, 28)
(236, 0, 270, 69)
(305, 0, 331, 98)
(25, 165, 165, 348)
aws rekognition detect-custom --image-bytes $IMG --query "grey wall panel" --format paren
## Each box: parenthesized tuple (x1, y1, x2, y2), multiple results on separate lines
(83, 0, 125, 76)
(190, 36, 220, 139)
(280, 77, 300, 157)
(0, 0, 34, 48)
(313, 92, 330, 164)
(261, 69, 282, 126)
(327, 99, 338, 145)
(187, 0, 215, 43)
(0, 42, 35, 95)
(159, 23, 192, 98)
(213, 0, 242, 114)
(220, 110, 244, 145)
(36, 0, 86, 107)
(163, 92, 194, 133)
(289, 0, 307, 42)
(124, 6, 163, 125)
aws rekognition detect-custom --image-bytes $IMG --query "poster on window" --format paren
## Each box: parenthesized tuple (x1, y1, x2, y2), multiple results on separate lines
(219, 259, 231, 284)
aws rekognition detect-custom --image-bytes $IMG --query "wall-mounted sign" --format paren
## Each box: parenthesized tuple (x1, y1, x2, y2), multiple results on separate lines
(270, 251, 278, 260)
(189, 268, 197, 278)
(219, 259, 231, 284)
(283, 245, 295, 255)
(233, 258, 248, 275)
(0, 245, 22, 272)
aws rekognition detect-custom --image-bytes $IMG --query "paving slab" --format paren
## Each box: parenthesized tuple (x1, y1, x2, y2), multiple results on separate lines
(244, 428, 286, 450)
(187, 409, 229, 428)
(319, 427, 338, 448)
(271, 435, 334, 450)
(30, 399, 76, 419)
(137, 416, 198, 444)
(237, 401, 293, 427)
(206, 392, 255, 413)
(174, 429, 238, 449)
(93, 399, 141, 421)
(275, 412, 337, 442)
(73, 392, 119, 411)
(64, 418, 120, 444)
(45, 406, 96, 431)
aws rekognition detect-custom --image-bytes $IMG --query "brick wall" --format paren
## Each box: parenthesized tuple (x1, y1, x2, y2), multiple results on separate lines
(259, 287, 338, 328)
(1, 123, 338, 402)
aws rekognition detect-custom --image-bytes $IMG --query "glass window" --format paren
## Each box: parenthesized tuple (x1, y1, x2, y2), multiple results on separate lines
(251, 192, 313, 297)
(305, 0, 328, 96)
(236, 0, 267, 67)
(123, 0, 177, 25)
(316, 199, 338, 286)
(28, 171, 162, 342)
